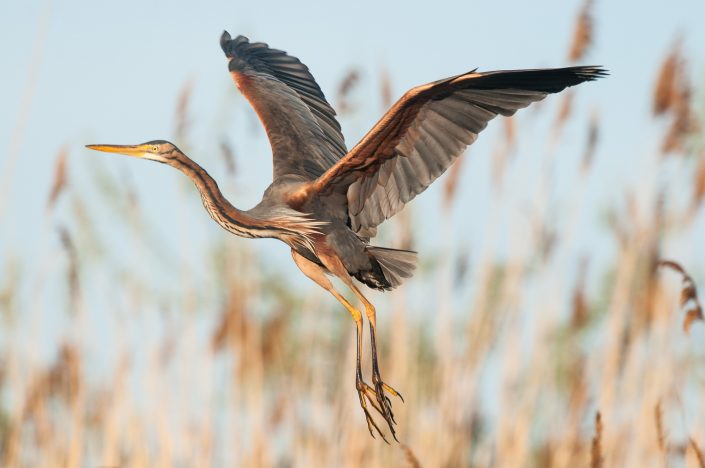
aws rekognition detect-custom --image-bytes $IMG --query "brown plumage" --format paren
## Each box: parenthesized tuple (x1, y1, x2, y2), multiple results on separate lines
(87, 31, 606, 441)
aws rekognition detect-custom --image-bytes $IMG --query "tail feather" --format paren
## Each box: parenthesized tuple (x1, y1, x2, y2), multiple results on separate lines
(367, 246, 417, 290)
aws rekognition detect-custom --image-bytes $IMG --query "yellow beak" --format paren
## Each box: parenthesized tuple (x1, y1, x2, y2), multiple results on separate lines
(85, 144, 150, 158)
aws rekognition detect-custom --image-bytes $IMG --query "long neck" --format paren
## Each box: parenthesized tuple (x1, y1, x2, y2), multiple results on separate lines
(169, 152, 268, 239)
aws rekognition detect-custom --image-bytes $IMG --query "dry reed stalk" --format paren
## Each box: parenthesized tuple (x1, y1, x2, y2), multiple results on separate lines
(69, 194, 105, 260)
(654, 402, 666, 453)
(47, 146, 69, 211)
(553, 91, 574, 142)
(114, 167, 143, 241)
(568, 0, 593, 62)
(336, 68, 360, 114)
(464, 257, 504, 370)
(433, 195, 459, 461)
(453, 247, 470, 288)
(503, 116, 516, 148)
(565, 357, 588, 463)
(492, 117, 516, 185)
(653, 43, 681, 116)
(608, 190, 662, 334)
(605, 204, 628, 249)
(591, 411, 603, 468)
(557, 91, 573, 125)
(99, 356, 130, 466)
(495, 350, 535, 466)
(55, 343, 81, 404)
(581, 111, 599, 172)
(636, 238, 662, 333)
(400, 443, 422, 467)
(261, 310, 286, 365)
(66, 348, 85, 468)
(58, 226, 80, 313)
(654, 402, 671, 468)
(442, 156, 464, 209)
(495, 254, 537, 466)
(220, 140, 236, 175)
(597, 239, 643, 433)
(652, 41, 699, 154)
(657, 260, 704, 333)
(537, 220, 557, 261)
(690, 438, 705, 468)
(18, 342, 81, 458)
(380, 67, 393, 109)
(661, 74, 698, 154)
(693, 151, 705, 209)
(568, 355, 590, 418)
(210, 279, 251, 354)
(0, 260, 20, 316)
(571, 259, 589, 330)
(394, 206, 414, 251)
(387, 202, 414, 434)
(174, 79, 194, 144)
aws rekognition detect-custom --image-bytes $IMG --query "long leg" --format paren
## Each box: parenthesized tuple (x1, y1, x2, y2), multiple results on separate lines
(306, 250, 403, 441)
(291, 251, 389, 441)
(346, 281, 404, 441)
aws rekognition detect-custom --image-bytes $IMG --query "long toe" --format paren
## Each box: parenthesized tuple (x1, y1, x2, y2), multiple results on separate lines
(356, 380, 389, 443)
(372, 378, 399, 441)
(382, 382, 404, 403)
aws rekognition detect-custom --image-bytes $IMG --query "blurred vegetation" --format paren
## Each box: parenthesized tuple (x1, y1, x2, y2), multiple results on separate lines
(2, 2, 705, 466)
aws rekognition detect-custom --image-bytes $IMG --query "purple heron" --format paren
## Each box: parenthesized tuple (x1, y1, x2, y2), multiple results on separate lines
(87, 31, 606, 442)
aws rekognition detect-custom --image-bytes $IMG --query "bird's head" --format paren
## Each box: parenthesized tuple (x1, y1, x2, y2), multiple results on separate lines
(85, 140, 181, 164)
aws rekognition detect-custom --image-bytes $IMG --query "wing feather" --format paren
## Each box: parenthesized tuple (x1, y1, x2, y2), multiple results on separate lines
(220, 32, 346, 180)
(311, 66, 606, 234)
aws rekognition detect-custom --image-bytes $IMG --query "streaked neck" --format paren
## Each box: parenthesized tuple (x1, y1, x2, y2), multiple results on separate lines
(169, 153, 267, 239)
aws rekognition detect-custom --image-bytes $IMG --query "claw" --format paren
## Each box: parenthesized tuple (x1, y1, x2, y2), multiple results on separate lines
(355, 377, 404, 441)
(356, 380, 389, 443)
(369, 376, 399, 441)
(375, 382, 399, 442)
(382, 382, 404, 403)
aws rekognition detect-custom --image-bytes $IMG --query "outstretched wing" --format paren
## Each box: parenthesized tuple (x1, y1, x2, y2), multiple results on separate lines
(311, 66, 607, 234)
(220, 32, 347, 180)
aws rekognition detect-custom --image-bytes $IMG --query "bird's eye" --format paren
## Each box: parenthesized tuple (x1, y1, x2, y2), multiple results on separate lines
(151, 145, 159, 152)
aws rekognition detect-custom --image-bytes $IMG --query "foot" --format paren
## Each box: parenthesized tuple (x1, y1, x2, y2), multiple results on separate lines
(355, 375, 403, 442)
(356, 376, 388, 442)
(372, 373, 403, 442)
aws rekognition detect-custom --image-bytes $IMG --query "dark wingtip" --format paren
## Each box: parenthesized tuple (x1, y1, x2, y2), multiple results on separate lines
(220, 30, 232, 56)
(578, 65, 610, 81)
(220, 31, 251, 59)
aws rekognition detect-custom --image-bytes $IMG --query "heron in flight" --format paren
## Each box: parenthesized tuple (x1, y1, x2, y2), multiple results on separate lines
(87, 31, 606, 441)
